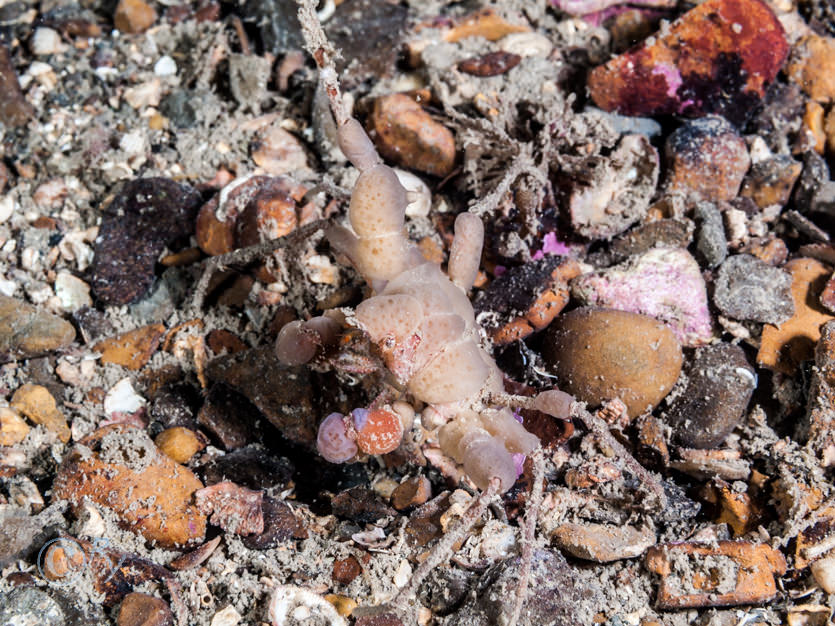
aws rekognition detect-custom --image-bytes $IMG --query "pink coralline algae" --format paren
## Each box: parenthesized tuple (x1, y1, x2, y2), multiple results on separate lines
(571, 247, 713, 347)
(587, 0, 789, 125)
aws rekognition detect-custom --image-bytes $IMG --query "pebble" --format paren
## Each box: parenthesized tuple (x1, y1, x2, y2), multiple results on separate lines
(331, 486, 396, 524)
(31, 27, 65, 56)
(571, 247, 712, 347)
(550, 523, 655, 562)
(104, 377, 146, 417)
(116, 592, 173, 626)
(448, 549, 601, 626)
(562, 134, 659, 240)
(693, 202, 727, 268)
(332, 555, 363, 584)
(0, 295, 75, 359)
(368, 94, 456, 178)
(664, 343, 756, 449)
(90, 178, 202, 305)
(94, 324, 165, 370)
(646, 541, 786, 608)
(608, 218, 693, 263)
(587, 0, 788, 124)
(458, 51, 521, 77)
(0, 44, 34, 127)
(197, 386, 258, 450)
(740, 155, 803, 208)
(543, 307, 683, 418)
(786, 34, 835, 102)
(153, 56, 176, 77)
(114, 0, 157, 34)
(241, 496, 307, 549)
(713, 254, 794, 324)
(53, 272, 92, 312)
(250, 124, 310, 176)
(391, 476, 431, 511)
(155, 427, 206, 464)
(11, 384, 70, 443)
(209, 606, 241, 626)
(52, 425, 207, 548)
(758, 258, 835, 373)
(664, 116, 750, 202)
(0, 406, 28, 445)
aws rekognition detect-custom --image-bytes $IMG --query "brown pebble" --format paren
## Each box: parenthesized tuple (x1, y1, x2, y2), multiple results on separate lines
(206, 329, 248, 355)
(117, 592, 173, 626)
(114, 0, 157, 34)
(0, 295, 75, 359)
(155, 426, 207, 464)
(241, 496, 307, 549)
(52, 424, 206, 548)
(236, 181, 298, 247)
(550, 523, 655, 563)
(368, 94, 456, 178)
(11, 384, 70, 443)
(664, 116, 750, 203)
(391, 476, 431, 511)
(787, 34, 835, 103)
(458, 51, 521, 77)
(0, 44, 33, 127)
(740, 156, 802, 209)
(195, 202, 237, 256)
(332, 555, 363, 584)
(250, 124, 309, 175)
(0, 407, 29, 446)
(542, 308, 683, 418)
(94, 324, 165, 370)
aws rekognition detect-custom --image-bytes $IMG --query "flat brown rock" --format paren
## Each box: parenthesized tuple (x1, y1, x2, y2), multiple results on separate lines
(94, 324, 165, 370)
(0, 295, 75, 359)
(11, 384, 70, 443)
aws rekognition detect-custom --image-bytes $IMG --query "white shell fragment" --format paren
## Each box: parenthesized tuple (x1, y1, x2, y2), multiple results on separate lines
(268, 585, 347, 626)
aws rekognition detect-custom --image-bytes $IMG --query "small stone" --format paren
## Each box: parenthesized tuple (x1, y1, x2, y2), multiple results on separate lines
(153, 56, 176, 77)
(52, 425, 206, 548)
(475, 257, 581, 346)
(250, 124, 309, 175)
(31, 27, 65, 56)
(664, 343, 756, 449)
(550, 523, 655, 562)
(117, 593, 173, 626)
(588, 0, 788, 125)
(664, 116, 750, 202)
(458, 51, 521, 77)
(195, 203, 236, 257)
(93, 324, 166, 370)
(702, 480, 760, 536)
(235, 180, 298, 247)
(241, 496, 306, 549)
(0, 44, 34, 127)
(571, 247, 712, 347)
(0, 407, 28, 446)
(11, 384, 70, 443)
(197, 386, 258, 451)
(561, 134, 659, 240)
(114, 0, 157, 34)
(543, 307, 683, 418)
(713, 254, 794, 325)
(498, 32, 553, 57)
(692, 202, 727, 269)
(391, 476, 431, 511)
(0, 295, 75, 359)
(155, 427, 206, 464)
(608, 218, 693, 263)
(332, 555, 362, 584)
(168, 536, 222, 571)
(368, 94, 455, 178)
(332, 486, 397, 524)
(646, 541, 787, 609)
(758, 258, 835, 374)
(786, 35, 835, 102)
(740, 156, 803, 208)
(90, 178, 201, 305)
(210, 606, 241, 626)
(54, 272, 92, 312)
(124, 79, 162, 109)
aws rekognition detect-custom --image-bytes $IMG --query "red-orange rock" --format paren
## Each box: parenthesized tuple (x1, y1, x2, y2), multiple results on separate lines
(588, 0, 788, 125)
(368, 94, 456, 178)
(114, 0, 157, 34)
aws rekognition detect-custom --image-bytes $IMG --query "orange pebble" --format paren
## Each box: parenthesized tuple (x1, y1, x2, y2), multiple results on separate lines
(353, 407, 404, 455)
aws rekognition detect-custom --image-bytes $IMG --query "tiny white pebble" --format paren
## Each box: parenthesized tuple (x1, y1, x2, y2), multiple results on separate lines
(732, 22, 742, 34)
(393, 559, 412, 588)
(119, 130, 146, 156)
(154, 55, 177, 77)
(209, 606, 241, 626)
(31, 27, 65, 56)
(54, 271, 92, 312)
(0, 196, 15, 223)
